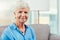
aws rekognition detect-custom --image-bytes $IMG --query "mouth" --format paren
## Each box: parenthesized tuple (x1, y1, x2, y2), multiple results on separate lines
(19, 17, 26, 20)
(21, 17, 25, 18)
(19, 16, 27, 19)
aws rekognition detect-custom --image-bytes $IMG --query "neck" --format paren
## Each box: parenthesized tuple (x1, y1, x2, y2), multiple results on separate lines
(14, 20, 25, 29)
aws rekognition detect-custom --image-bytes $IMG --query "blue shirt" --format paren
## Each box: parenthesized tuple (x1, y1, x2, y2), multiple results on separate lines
(1, 23, 36, 40)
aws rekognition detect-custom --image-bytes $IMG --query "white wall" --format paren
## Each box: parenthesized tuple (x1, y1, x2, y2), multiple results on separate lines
(23, 0, 49, 11)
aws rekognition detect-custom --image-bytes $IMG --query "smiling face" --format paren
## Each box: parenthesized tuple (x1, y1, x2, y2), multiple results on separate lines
(14, 7, 29, 23)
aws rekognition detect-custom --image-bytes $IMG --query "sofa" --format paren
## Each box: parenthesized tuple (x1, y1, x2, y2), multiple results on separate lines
(0, 24, 60, 40)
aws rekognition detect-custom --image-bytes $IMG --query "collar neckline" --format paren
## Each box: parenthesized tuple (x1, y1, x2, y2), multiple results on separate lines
(10, 23, 28, 30)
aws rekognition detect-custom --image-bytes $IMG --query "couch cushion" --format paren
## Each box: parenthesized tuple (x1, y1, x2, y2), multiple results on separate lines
(50, 34, 60, 40)
(29, 24, 50, 40)
(0, 26, 8, 36)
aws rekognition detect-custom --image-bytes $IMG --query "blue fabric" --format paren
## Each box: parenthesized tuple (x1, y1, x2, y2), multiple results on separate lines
(1, 23, 36, 40)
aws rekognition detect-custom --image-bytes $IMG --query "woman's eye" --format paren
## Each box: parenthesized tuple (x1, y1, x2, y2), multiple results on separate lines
(18, 11, 22, 13)
(24, 11, 28, 14)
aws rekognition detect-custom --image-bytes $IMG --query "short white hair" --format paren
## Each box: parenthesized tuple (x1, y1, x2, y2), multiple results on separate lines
(12, 1, 30, 12)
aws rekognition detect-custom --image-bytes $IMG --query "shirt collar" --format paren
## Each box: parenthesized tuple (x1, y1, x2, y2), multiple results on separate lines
(10, 23, 28, 30)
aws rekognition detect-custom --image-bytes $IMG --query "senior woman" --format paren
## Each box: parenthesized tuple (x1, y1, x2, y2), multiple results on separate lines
(1, 1, 36, 40)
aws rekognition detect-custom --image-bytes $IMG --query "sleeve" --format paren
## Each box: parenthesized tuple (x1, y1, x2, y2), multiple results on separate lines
(1, 30, 10, 40)
(31, 27, 36, 40)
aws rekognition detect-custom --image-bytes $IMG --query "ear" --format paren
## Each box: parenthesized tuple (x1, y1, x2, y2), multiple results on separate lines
(14, 12, 16, 15)
(14, 12, 16, 18)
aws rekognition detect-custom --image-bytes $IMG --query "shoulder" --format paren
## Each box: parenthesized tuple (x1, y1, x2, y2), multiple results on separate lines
(2, 23, 14, 35)
(2, 26, 11, 35)
(1, 24, 14, 40)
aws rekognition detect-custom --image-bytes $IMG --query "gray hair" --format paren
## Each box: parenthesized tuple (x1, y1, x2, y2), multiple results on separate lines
(12, 1, 30, 12)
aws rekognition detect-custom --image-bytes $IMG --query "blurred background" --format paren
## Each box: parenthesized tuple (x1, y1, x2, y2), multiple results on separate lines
(0, 0, 60, 35)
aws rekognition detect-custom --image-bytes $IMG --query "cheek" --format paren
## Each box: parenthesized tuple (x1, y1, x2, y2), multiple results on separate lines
(15, 14, 20, 19)
(26, 15, 29, 19)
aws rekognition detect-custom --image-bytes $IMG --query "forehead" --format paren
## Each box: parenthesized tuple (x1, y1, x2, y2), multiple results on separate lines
(15, 7, 29, 11)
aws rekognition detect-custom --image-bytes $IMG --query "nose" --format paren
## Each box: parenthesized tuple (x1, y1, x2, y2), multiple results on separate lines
(21, 12, 25, 16)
